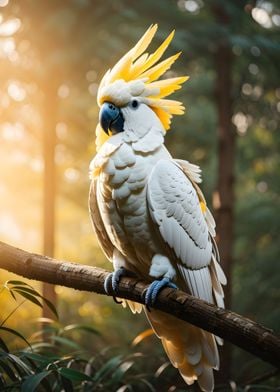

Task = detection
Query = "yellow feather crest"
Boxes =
[97,24,189,132]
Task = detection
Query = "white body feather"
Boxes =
[89,104,226,392]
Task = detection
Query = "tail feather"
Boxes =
[120,299,143,314]
[201,331,220,369]
[186,337,202,365]
[162,339,185,366]
[179,359,197,384]
[198,366,215,392]
[145,309,218,392]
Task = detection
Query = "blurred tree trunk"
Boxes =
[42,77,58,319]
[212,4,235,383]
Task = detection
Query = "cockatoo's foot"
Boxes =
[144,277,177,307]
[104,267,135,304]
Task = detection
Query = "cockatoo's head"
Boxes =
[95,24,189,151]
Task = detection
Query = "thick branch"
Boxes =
[0,240,279,368]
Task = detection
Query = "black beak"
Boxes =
[99,102,124,135]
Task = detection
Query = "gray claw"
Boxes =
[104,267,136,304]
[144,277,177,307]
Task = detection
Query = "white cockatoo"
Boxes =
[89,24,226,392]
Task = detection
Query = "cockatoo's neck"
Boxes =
[90,123,166,180]
[122,124,165,153]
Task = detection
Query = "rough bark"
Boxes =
[0,240,279,369]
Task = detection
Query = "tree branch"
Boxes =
[0,240,279,368]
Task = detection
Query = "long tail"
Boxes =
[145,309,219,392]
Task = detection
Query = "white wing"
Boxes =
[89,179,114,261]
[147,159,212,269]
[147,159,226,306]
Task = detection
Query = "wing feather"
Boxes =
[89,179,114,260]
[147,159,226,311]
[147,160,212,270]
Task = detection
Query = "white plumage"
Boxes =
[89,25,226,391]
[89,103,226,391]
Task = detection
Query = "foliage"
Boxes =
[1,280,279,391]
[0,280,163,391]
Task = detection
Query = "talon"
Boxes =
[104,273,113,294]
[145,277,177,307]
[104,267,136,305]
[111,267,125,291]
[141,288,151,312]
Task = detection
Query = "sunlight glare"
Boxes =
[252,7,272,28]
[184,0,199,12]
[272,14,280,26]
[1,122,25,141]
[248,63,259,75]
[242,83,253,96]
[10,150,28,164]
[232,112,252,136]
[64,168,80,183]
[0,38,15,57]
[177,0,202,13]
[0,0,9,7]
[86,69,97,81]
[30,158,43,173]
[7,81,26,101]
[56,122,68,139]
[256,181,268,193]
[57,84,70,98]
[88,83,98,96]
[0,18,21,36]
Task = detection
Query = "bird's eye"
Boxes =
[131,99,139,109]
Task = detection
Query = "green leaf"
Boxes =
[19,352,57,365]
[9,289,17,301]
[0,358,18,381]
[58,367,92,382]
[21,370,52,392]
[154,361,170,378]
[12,286,42,296]
[62,324,100,336]
[94,355,123,382]
[110,360,134,385]
[137,379,156,391]
[0,326,31,348]
[7,281,58,319]
[28,342,55,351]
[0,353,33,375]
[60,374,74,392]
[6,280,30,287]
[117,386,133,392]
[52,336,82,350]
[12,290,43,308]
[0,337,9,352]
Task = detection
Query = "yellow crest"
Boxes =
[96,24,189,150]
